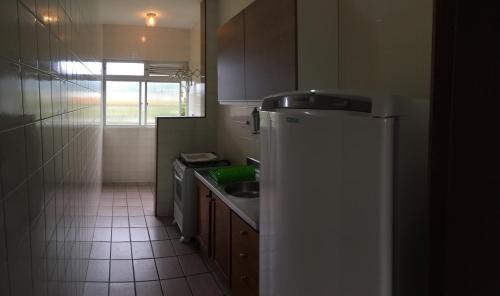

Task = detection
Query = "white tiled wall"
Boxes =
[0,0,103,295]
[103,127,156,183]
[217,104,260,165]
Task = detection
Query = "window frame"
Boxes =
[106,61,145,76]
[103,60,194,126]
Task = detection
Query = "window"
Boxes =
[146,82,182,124]
[106,62,145,76]
[104,61,203,126]
[106,81,140,125]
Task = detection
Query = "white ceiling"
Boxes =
[94,0,201,29]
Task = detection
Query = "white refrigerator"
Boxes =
[259,91,428,296]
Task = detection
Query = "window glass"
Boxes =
[106,62,145,76]
[106,81,140,125]
[103,61,205,125]
[146,82,182,124]
[85,62,103,75]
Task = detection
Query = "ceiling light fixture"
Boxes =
[43,15,58,23]
[146,12,157,27]
[140,35,147,43]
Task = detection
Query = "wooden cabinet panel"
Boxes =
[196,180,260,295]
[196,181,212,254]
[231,212,259,296]
[217,11,245,101]
[244,0,297,100]
[232,260,259,296]
[213,196,231,286]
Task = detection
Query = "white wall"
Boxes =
[102,22,202,184]
[188,21,204,116]
[102,24,191,62]
[338,0,433,99]
[156,0,220,216]
[189,21,202,73]
[218,0,254,25]
[297,0,339,90]
[217,105,260,165]
[103,127,156,183]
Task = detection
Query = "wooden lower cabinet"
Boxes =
[231,212,259,296]
[213,196,231,286]
[196,181,212,254]
[196,181,259,295]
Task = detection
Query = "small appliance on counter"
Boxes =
[180,152,218,163]
[173,153,230,242]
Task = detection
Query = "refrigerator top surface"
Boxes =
[261,90,408,118]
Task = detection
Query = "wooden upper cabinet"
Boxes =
[217,11,245,101]
[244,0,297,100]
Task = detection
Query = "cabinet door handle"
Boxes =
[239,230,248,236]
[240,275,248,281]
[239,253,248,258]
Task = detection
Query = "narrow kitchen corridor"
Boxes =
[0,0,460,294]
[83,183,224,296]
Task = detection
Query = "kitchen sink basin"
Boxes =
[224,181,259,198]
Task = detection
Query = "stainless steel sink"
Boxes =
[224,181,260,198]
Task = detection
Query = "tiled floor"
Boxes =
[83,183,224,296]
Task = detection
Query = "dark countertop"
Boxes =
[194,169,259,231]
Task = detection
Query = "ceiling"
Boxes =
[94,0,201,29]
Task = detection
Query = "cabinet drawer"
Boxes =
[232,258,259,296]
[232,240,258,280]
[231,212,259,252]
[231,212,259,295]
